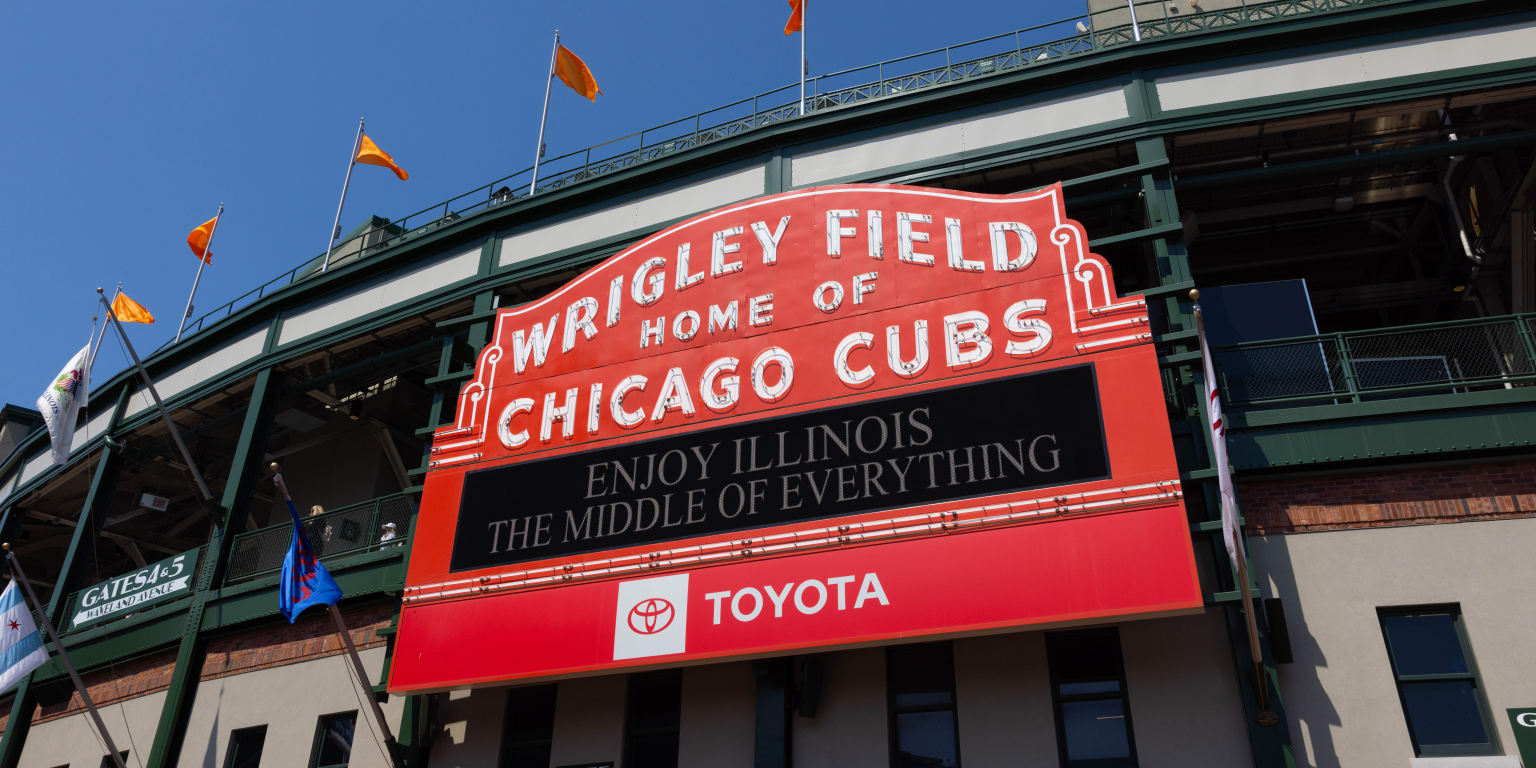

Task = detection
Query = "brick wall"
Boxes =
[200,600,394,680]
[27,601,396,725]
[1238,457,1536,534]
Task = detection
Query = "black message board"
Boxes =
[451,364,1108,572]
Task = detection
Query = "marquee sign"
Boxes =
[68,548,196,631]
[389,184,1201,693]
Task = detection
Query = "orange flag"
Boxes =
[111,292,155,324]
[187,216,217,264]
[785,0,803,35]
[355,134,409,180]
[555,45,601,102]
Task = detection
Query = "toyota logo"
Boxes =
[627,598,675,635]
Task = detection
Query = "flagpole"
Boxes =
[529,31,559,196]
[798,0,807,115]
[270,463,401,767]
[1192,289,1274,724]
[322,117,365,274]
[176,203,223,343]
[3,545,127,768]
[98,288,214,502]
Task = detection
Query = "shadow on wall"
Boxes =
[196,687,221,768]
[1258,535,1341,768]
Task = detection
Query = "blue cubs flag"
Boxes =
[279,499,342,623]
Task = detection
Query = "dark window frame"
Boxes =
[309,710,359,768]
[499,683,559,768]
[1377,604,1499,757]
[98,753,128,768]
[885,641,962,768]
[223,725,268,768]
[1046,627,1139,768]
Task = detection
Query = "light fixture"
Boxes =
[1076,21,1089,34]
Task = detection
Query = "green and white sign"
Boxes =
[1510,708,1536,767]
[69,549,197,630]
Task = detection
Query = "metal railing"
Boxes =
[1216,313,1536,407]
[159,0,1400,353]
[225,491,419,583]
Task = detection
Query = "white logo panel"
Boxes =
[613,573,689,660]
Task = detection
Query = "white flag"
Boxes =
[1197,316,1242,571]
[36,345,90,465]
[0,580,48,694]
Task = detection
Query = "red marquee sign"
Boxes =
[389,184,1200,693]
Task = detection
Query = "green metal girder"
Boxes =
[145,367,278,768]
[1228,388,1536,470]
[0,387,129,768]
[199,557,407,632]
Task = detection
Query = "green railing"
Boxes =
[225,490,419,583]
[1216,313,1536,407]
[157,0,1405,352]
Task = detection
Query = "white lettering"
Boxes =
[751,216,790,265]
[711,226,745,276]
[990,221,1037,272]
[611,375,647,428]
[497,397,535,448]
[751,347,794,402]
[897,212,935,265]
[834,332,875,387]
[632,256,667,305]
[827,209,858,257]
[944,310,992,369]
[1004,299,1052,358]
[855,572,890,608]
[674,242,704,290]
[511,314,559,373]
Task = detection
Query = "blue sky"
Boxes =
[0,0,1081,410]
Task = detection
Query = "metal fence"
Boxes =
[225,491,418,583]
[1216,314,1536,407]
[156,0,1402,353]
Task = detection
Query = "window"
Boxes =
[1046,628,1137,768]
[224,725,267,768]
[99,753,128,768]
[624,670,682,768]
[310,711,358,768]
[887,642,960,768]
[501,684,557,768]
[1379,605,1498,756]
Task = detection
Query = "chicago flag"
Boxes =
[0,581,48,694]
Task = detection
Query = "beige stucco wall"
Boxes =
[1122,611,1253,767]
[19,690,166,768]
[429,686,508,768]
[549,674,627,768]
[1253,517,1536,768]
[678,662,755,767]
[953,632,1058,768]
[793,647,888,768]
[175,646,403,768]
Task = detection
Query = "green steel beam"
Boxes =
[145,368,277,768]
[0,386,130,768]
[1177,130,1536,193]
[1142,134,1297,767]
[1228,389,1536,470]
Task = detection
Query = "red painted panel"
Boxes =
[389,503,1199,693]
[388,183,1198,693]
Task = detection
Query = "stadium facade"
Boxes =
[1,1,1534,766]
